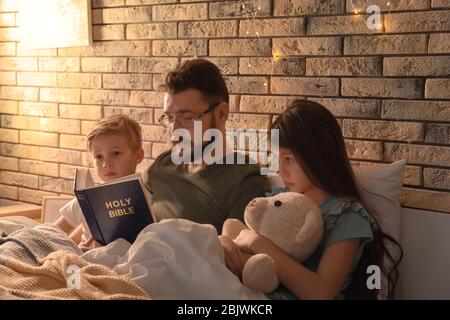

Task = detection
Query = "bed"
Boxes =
[1,206,448,300]
[0,216,266,300]
[1,159,449,300]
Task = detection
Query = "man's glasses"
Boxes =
[158,102,221,128]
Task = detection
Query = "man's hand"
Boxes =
[218,234,246,277]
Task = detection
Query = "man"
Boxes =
[144,59,270,234]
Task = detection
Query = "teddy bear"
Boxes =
[222,192,324,293]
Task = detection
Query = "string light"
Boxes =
[237,0,284,93]
[350,1,392,15]
[383,1,393,32]
[272,50,282,62]
[349,0,391,32]
[239,0,261,38]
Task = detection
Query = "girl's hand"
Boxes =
[78,236,103,253]
[218,234,245,277]
[234,229,273,255]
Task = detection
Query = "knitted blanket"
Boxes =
[0,227,150,300]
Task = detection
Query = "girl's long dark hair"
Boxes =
[271,99,403,300]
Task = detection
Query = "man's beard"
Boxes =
[171,116,221,163]
[189,116,218,163]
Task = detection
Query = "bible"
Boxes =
[73,169,156,245]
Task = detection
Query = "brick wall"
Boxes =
[0,0,449,213]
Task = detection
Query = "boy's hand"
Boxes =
[78,236,103,252]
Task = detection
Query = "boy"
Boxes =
[55,114,145,247]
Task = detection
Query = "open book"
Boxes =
[73,169,156,245]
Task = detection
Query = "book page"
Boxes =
[75,169,94,190]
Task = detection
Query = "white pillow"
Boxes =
[353,159,406,243]
[354,160,406,300]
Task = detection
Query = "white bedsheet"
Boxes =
[0,217,266,300]
[81,219,267,300]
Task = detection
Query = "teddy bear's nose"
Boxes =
[274,200,282,207]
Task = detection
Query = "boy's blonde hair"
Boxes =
[87,114,142,151]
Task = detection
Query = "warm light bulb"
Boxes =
[272,51,282,62]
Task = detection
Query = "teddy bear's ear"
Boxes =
[244,197,267,230]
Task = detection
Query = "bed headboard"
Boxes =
[395,207,450,300]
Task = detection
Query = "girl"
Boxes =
[219,99,402,300]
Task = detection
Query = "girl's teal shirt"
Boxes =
[266,188,378,300]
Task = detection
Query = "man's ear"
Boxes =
[217,102,229,123]
[135,148,145,164]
